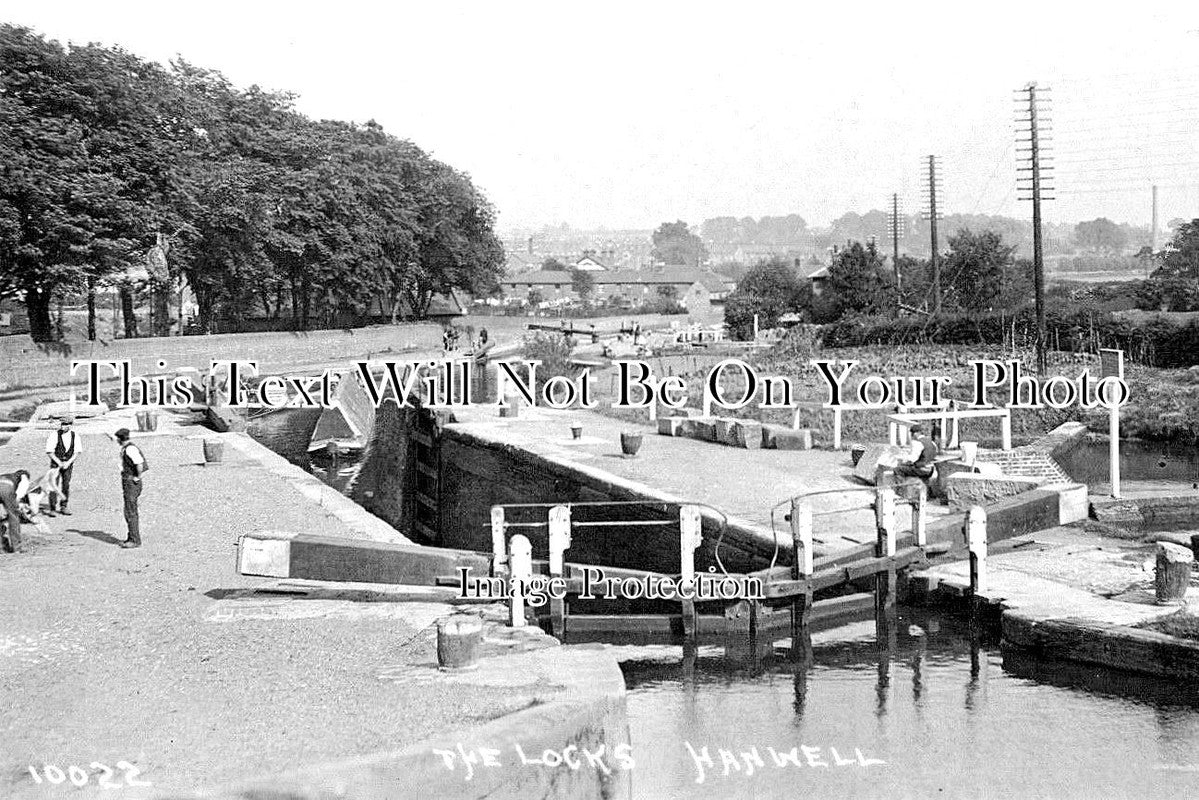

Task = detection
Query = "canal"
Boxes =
[615,607,1199,798]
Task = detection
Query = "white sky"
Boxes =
[7,1,1199,231]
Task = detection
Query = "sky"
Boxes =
[7,1,1199,232]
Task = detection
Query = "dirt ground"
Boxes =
[0,421,543,798]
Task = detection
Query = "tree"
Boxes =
[656,284,679,301]
[651,220,707,267]
[722,256,803,339]
[527,288,544,307]
[570,267,595,304]
[826,240,893,316]
[940,229,1017,313]
[1146,219,1199,310]
[542,257,568,271]
[1075,218,1127,255]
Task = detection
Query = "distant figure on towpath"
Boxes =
[113,428,147,549]
[45,414,79,515]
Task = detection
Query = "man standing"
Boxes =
[114,428,146,548]
[45,414,79,515]
[0,469,31,553]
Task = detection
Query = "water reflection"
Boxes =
[620,608,1199,798]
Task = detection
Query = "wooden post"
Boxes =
[790,498,813,648]
[548,505,571,637]
[888,418,898,446]
[875,485,898,614]
[833,407,842,450]
[1155,542,1193,604]
[939,406,949,448]
[679,504,703,638]
[490,506,507,576]
[790,499,814,577]
[967,506,987,596]
[1000,409,1012,451]
[509,534,532,628]
[950,400,961,449]
[912,484,927,547]
[875,486,897,558]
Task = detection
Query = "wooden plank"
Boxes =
[412,430,433,448]
[416,462,438,479]
[416,492,437,510]
[413,521,439,541]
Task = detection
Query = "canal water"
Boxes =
[615,607,1199,799]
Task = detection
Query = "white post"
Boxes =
[950,404,961,449]
[1000,409,1012,451]
[647,376,658,422]
[968,506,987,595]
[876,487,897,557]
[833,407,842,450]
[509,534,532,627]
[791,499,814,576]
[791,405,802,431]
[490,506,507,575]
[702,382,713,419]
[679,505,704,589]
[889,419,898,446]
[1108,395,1121,500]
[548,505,571,577]
[753,313,759,342]
[912,484,927,547]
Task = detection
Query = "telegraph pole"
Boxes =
[1151,184,1159,253]
[888,193,902,286]
[921,156,943,314]
[1016,82,1054,375]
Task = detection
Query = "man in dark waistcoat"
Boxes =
[115,428,146,548]
[45,414,80,515]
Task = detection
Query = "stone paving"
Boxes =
[447,402,955,553]
[0,407,607,799]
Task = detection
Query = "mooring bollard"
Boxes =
[967,506,988,596]
[790,499,814,577]
[437,615,483,671]
[912,484,928,547]
[1155,542,1193,604]
[490,506,507,576]
[679,504,703,638]
[548,505,571,637]
[509,534,532,628]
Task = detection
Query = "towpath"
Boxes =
[0,407,605,798]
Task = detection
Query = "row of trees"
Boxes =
[724,229,1033,337]
[725,219,1199,338]
[0,25,503,341]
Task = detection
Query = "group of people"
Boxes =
[0,416,147,554]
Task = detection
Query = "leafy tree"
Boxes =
[1145,219,1199,310]
[542,257,568,271]
[570,267,595,304]
[656,283,679,301]
[1075,218,1127,255]
[651,220,707,267]
[527,288,544,307]
[940,229,1016,313]
[723,256,803,339]
[826,240,893,316]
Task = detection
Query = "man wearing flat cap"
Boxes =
[45,414,79,515]
[895,424,940,483]
[113,428,146,548]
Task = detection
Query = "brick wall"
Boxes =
[976,422,1087,484]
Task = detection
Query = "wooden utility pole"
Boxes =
[1016,83,1053,375]
[889,193,902,286]
[922,156,942,314]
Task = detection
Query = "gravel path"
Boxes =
[0,418,547,798]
